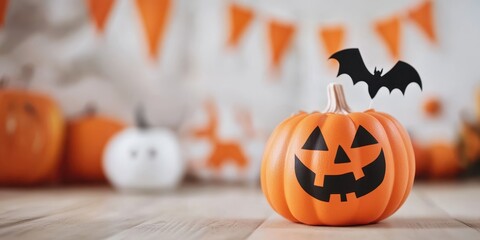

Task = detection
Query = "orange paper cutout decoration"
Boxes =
[268,20,295,69]
[193,101,248,170]
[86,0,115,33]
[227,4,254,47]
[375,15,402,60]
[408,0,436,43]
[0,0,8,27]
[319,26,345,57]
[136,0,171,59]
[235,107,255,138]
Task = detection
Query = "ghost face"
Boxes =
[103,128,184,191]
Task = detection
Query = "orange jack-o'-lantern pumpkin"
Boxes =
[0,77,65,185]
[261,83,415,226]
[63,105,125,183]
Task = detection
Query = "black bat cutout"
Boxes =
[330,48,422,99]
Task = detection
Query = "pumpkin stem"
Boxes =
[20,64,34,89]
[323,83,351,114]
[0,76,7,89]
[84,103,97,116]
[135,104,150,129]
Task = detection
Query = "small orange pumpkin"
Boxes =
[64,105,125,183]
[412,140,429,178]
[261,83,415,226]
[459,120,480,165]
[476,87,480,124]
[426,142,462,179]
[0,77,65,185]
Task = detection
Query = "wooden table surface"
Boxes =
[0,181,479,240]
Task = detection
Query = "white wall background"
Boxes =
[0,0,479,143]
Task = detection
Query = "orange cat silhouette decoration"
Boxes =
[192,101,248,170]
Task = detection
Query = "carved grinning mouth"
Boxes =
[294,150,385,202]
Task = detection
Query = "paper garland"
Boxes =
[81,0,435,64]
[135,0,171,59]
[227,4,254,47]
[86,0,115,33]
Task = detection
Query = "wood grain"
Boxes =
[0,182,479,239]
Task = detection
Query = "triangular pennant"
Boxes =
[408,0,436,43]
[227,4,254,47]
[136,0,171,59]
[375,15,401,59]
[86,0,115,33]
[268,20,295,69]
[0,0,8,27]
[319,25,345,57]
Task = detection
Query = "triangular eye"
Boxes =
[351,125,378,148]
[302,127,329,151]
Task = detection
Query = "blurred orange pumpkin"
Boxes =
[412,140,429,178]
[476,87,480,124]
[459,120,480,164]
[0,77,65,185]
[426,142,462,179]
[63,105,125,182]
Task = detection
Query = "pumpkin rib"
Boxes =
[262,112,307,222]
[347,112,394,224]
[305,113,331,225]
[260,118,287,219]
[345,113,373,225]
[367,112,411,221]
[324,113,363,225]
[284,112,326,224]
[373,111,415,214]
[384,113,414,215]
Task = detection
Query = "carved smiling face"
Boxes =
[294,125,386,202]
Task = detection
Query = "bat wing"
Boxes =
[330,48,373,86]
[380,61,422,95]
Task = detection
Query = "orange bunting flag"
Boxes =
[0,0,8,27]
[136,0,171,59]
[268,20,295,69]
[86,0,115,33]
[408,0,436,43]
[319,25,345,57]
[227,4,254,47]
[375,15,401,60]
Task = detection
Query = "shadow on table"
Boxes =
[366,217,479,229]
[263,217,479,229]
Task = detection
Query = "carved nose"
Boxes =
[334,146,351,164]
